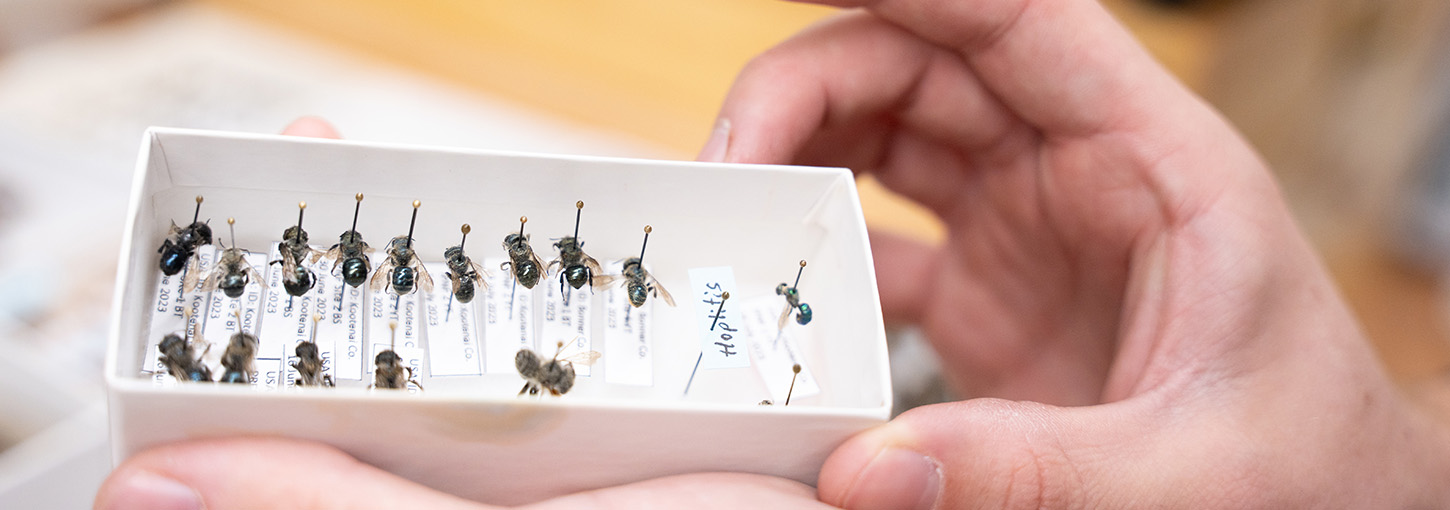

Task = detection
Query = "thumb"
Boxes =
[818,398,1164,510]
[94,437,486,510]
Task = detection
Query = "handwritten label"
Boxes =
[144,246,215,373]
[739,295,820,402]
[425,262,483,377]
[603,260,653,386]
[542,276,594,376]
[688,266,749,370]
[482,257,535,374]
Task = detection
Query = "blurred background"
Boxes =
[2,0,1449,507]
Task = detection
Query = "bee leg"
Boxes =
[518,381,533,396]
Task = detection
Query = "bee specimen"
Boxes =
[372,321,422,390]
[602,225,674,308]
[501,216,546,290]
[218,310,257,384]
[443,223,488,304]
[202,218,262,299]
[515,340,600,397]
[325,193,372,288]
[547,201,604,301]
[293,314,333,387]
[776,260,813,329]
[372,200,433,296]
[158,195,213,284]
[273,201,322,297]
[158,309,211,382]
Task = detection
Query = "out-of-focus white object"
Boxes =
[0,0,158,50]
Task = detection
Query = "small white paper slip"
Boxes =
[255,342,285,391]
[370,343,425,393]
[318,267,366,382]
[280,251,341,386]
[603,260,653,386]
[739,295,821,402]
[259,243,327,380]
[481,257,535,374]
[148,345,177,386]
[424,262,483,377]
[688,266,750,370]
[366,284,425,363]
[200,251,268,372]
[143,246,216,373]
[542,277,594,376]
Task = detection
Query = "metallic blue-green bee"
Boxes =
[325,194,372,288]
[501,216,546,289]
[775,260,812,329]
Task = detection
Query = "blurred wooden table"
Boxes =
[206,0,1450,386]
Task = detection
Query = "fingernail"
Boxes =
[841,448,941,510]
[97,470,204,510]
[696,118,731,162]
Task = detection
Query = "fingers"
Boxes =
[281,116,343,138]
[868,229,939,324]
[524,473,832,510]
[707,12,1019,169]
[798,0,1195,136]
[94,437,485,510]
[817,398,1169,510]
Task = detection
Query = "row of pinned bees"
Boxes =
[153,194,813,396]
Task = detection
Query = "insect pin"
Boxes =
[501,215,546,289]
[202,218,262,299]
[159,195,213,288]
[443,224,489,318]
[757,364,803,406]
[218,309,258,384]
[775,260,812,329]
[515,339,600,397]
[547,201,604,305]
[158,308,212,382]
[325,193,372,288]
[372,320,422,391]
[371,200,433,296]
[293,313,333,387]
[272,201,322,298]
[604,225,674,308]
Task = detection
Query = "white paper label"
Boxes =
[425,262,483,377]
[260,243,327,383]
[482,257,535,374]
[603,260,652,386]
[144,246,216,373]
[367,283,424,368]
[256,343,284,391]
[688,266,749,370]
[542,277,594,376]
[740,295,820,402]
[319,268,366,381]
[200,251,268,372]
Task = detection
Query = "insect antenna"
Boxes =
[638,225,652,265]
[785,364,802,405]
[192,195,204,224]
[405,200,421,250]
[794,260,807,289]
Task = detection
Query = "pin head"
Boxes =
[721,291,730,300]
[792,363,801,374]
[461,224,471,234]
[227,217,235,226]
[355,193,364,202]
[800,260,807,268]
[576,200,584,209]
[299,201,307,210]
[520,216,528,224]
[413,200,421,209]
[644,225,652,234]
[312,313,322,323]
[195,195,204,205]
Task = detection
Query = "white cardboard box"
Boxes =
[105,127,891,505]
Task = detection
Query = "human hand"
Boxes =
[703,0,1450,508]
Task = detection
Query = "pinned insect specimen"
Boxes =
[218,309,257,384]
[515,340,600,397]
[272,201,322,297]
[756,364,803,406]
[293,314,333,387]
[158,309,211,382]
[501,216,546,289]
[371,200,433,296]
[602,225,674,308]
[776,260,812,329]
[325,193,372,288]
[159,195,213,287]
[202,218,262,299]
[443,224,489,320]
[372,321,421,391]
[547,201,604,304]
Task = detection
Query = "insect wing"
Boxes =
[529,250,548,279]
[412,257,435,294]
[559,350,602,367]
[581,253,606,290]
[369,258,397,292]
[199,266,222,293]
[468,260,491,288]
[778,303,792,330]
[592,273,622,289]
[182,255,205,291]
[646,272,676,307]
